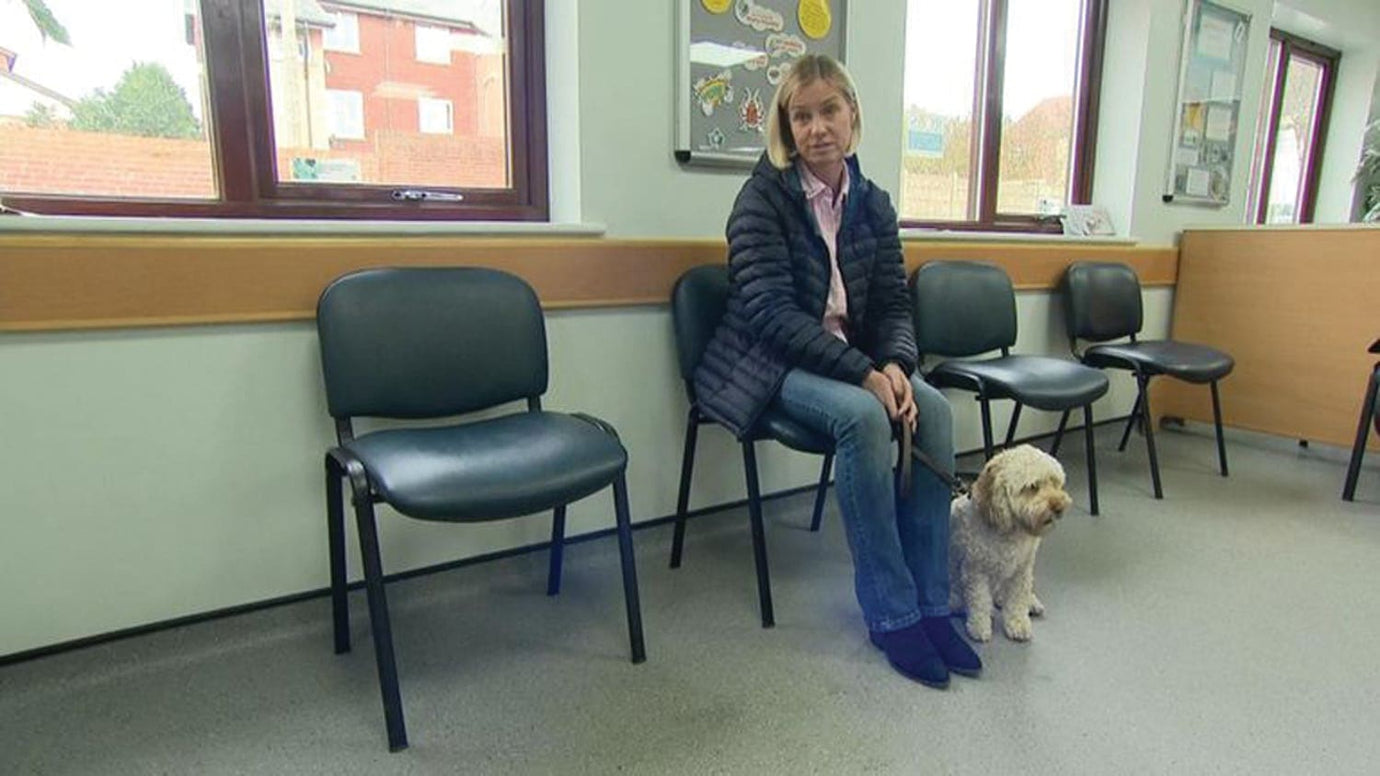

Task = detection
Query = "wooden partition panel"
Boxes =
[0,233,1174,332]
[1158,227,1378,451]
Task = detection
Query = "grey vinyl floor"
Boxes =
[3,423,1380,775]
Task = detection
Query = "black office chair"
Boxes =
[910,260,1109,514]
[317,267,646,752]
[1060,261,1234,499]
[1342,338,1380,501]
[667,264,834,628]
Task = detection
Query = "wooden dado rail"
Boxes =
[0,234,1175,332]
[1156,227,1378,452]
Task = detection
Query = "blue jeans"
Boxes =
[771,369,955,632]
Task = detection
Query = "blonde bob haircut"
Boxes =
[765,54,864,170]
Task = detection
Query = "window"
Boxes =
[326,90,365,139]
[1244,30,1339,225]
[0,0,548,221]
[323,11,359,54]
[0,0,217,200]
[418,97,454,134]
[901,0,1106,231]
[415,24,452,64]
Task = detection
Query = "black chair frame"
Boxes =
[911,261,1108,515]
[1342,340,1380,501]
[319,268,645,752]
[667,265,834,629]
[1060,261,1232,500]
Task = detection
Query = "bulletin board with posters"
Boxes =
[676,0,847,168]
[1164,0,1252,206]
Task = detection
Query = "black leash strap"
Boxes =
[896,422,971,500]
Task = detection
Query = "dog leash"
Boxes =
[896,422,971,500]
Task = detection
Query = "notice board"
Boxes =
[675,0,848,168]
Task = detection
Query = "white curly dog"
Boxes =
[949,444,1071,642]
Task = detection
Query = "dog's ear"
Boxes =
[974,462,1016,534]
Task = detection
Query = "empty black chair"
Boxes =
[317,267,645,752]
[1342,338,1380,501]
[910,260,1109,514]
[1061,261,1234,499]
[667,264,834,628]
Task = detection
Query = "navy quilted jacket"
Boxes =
[693,153,917,438]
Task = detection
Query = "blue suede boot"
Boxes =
[921,616,982,678]
[868,621,949,688]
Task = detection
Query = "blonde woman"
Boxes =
[694,55,978,688]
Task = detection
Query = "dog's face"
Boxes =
[971,445,1071,536]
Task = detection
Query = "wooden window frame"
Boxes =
[1250,28,1340,225]
[2,0,548,222]
[901,0,1106,234]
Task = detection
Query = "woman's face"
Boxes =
[787,79,854,176]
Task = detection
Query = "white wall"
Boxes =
[1099,0,1380,242]
[576,1,911,237]
[1272,0,1380,221]
[16,0,1351,657]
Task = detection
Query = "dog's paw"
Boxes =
[1003,615,1033,642]
[1029,595,1045,617]
[965,615,993,642]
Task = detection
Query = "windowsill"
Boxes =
[1181,222,1377,231]
[900,228,1139,245]
[0,215,608,237]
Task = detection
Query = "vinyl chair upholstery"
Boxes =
[317,267,645,752]
[1061,261,1234,499]
[1342,338,1380,501]
[668,264,834,628]
[910,260,1109,514]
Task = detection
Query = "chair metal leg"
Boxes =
[741,442,775,628]
[1210,380,1229,477]
[1118,389,1144,452]
[612,473,647,663]
[1050,409,1072,458]
[1083,403,1100,516]
[546,505,566,596]
[326,456,350,655]
[353,499,408,752]
[1343,371,1379,501]
[808,453,833,532]
[978,396,995,460]
[1003,403,1024,449]
[1138,375,1164,499]
[669,408,700,569]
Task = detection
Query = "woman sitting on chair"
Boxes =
[693,54,979,689]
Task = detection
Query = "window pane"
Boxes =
[900,0,981,221]
[1263,56,1323,224]
[0,0,216,199]
[323,12,360,53]
[996,0,1082,216]
[1245,39,1283,222]
[261,0,510,189]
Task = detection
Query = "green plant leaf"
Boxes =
[21,0,71,45]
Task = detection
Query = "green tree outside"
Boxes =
[23,101,61,127]
[11,0,70,44]
[70,62,203,140]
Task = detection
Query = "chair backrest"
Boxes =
[909,260,1017,358]
[1062,261,1144,343]
[316,267,548,419]
[671,264,731,395]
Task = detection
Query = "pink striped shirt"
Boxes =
[797,161,851,342]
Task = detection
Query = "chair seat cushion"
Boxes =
[345,412,627,521]
[751,409,833,454]
[1084,341,1234,383]
[929,355,1109,410]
